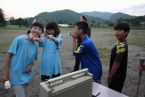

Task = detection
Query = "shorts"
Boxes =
[13,83,29,97]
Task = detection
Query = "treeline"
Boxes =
[8,17,33,27]
[116,16,145,28]
[0,8,33,27]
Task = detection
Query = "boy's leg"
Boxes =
[52,73,60,78]
[108,81,124,93]
[73,57,80,71]
[41,75,50,81]
[13,84,29,97]
[24,84,29,97]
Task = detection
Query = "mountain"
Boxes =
[81,11,113,20]
[26,9,139,24]
[109,12,135,22]
[82,11,136,22]
[34,9,106,24]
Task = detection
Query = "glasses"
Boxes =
[46,30,54,35]
[32,26,43,33]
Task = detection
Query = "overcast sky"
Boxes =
[0,0,145,18]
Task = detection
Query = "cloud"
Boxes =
[119,4,145,16]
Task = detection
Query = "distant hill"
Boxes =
[81,11,113,20]
[82,11,136,22]
[33,9,106,24]
[109,12,135,22]
[24,9,142,25]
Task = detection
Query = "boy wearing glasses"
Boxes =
[4,22,43,97]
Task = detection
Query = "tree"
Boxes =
[0,8,6,27]
[23,20,29,27]
[9,17,16,25]
[16,18,23,27]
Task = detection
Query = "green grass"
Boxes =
[128,29,145,48]
[98,47,110,59]
[0,29,26,52]
[92,27,113,33]
[0,28,145,57]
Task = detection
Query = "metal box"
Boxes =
[39,68,93,97]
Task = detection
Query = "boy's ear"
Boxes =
[125,32,128,37]
[80,29,83,33]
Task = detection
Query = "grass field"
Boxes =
[0,27,145,97]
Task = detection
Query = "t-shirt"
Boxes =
[8,35,38,85]
[39,34,62,76]
[74,36,102,81]
[109,40,128,82]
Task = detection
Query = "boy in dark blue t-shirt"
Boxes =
[72,21,102,82]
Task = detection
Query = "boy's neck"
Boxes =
[80,34,87,41]
[118,38,126,42]
[27,34,34,41]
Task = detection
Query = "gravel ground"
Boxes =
[0,30,145,97]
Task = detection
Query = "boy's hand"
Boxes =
[33,37,40,41]
[47,35,53,39]
[24,64,33,74]
[3,73,10,81]
[72,32,78,39]
[107,76,112,85]
[138,64,145,71]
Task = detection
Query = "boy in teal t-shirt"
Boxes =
[4,22,43,97]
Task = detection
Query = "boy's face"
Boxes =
[114,30,128,41]
[46,29,54,35]
[30,26,42,37]
[74,26,82,37]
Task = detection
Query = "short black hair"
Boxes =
[81,16,87,22]
[46,21,60,37]
[31,22,44,32]
[114,22,130,33]
[76,21,89,34]
[27,22,44,34]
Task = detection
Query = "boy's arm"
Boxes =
[24,64,33,74]
[52,35,58,42]
[138,64,145,71]
[46,34,60,43]
[108,62,120,84]
[4,53,12,81]
[72,38,77,51]
[142,64,145,70]
[24,51,38,73]
[33,37,41,42]
[108,43,126,84]
[72,32,78,51]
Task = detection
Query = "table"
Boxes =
[92,82,128,97]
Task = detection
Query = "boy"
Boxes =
[4,22,43,97]
[73,16,91,71]
[72,21,102,82]
[108,22,130,92]
[34,22,62,81]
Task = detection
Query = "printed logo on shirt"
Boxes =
[75,45,84,53]
[116,43,126,54]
